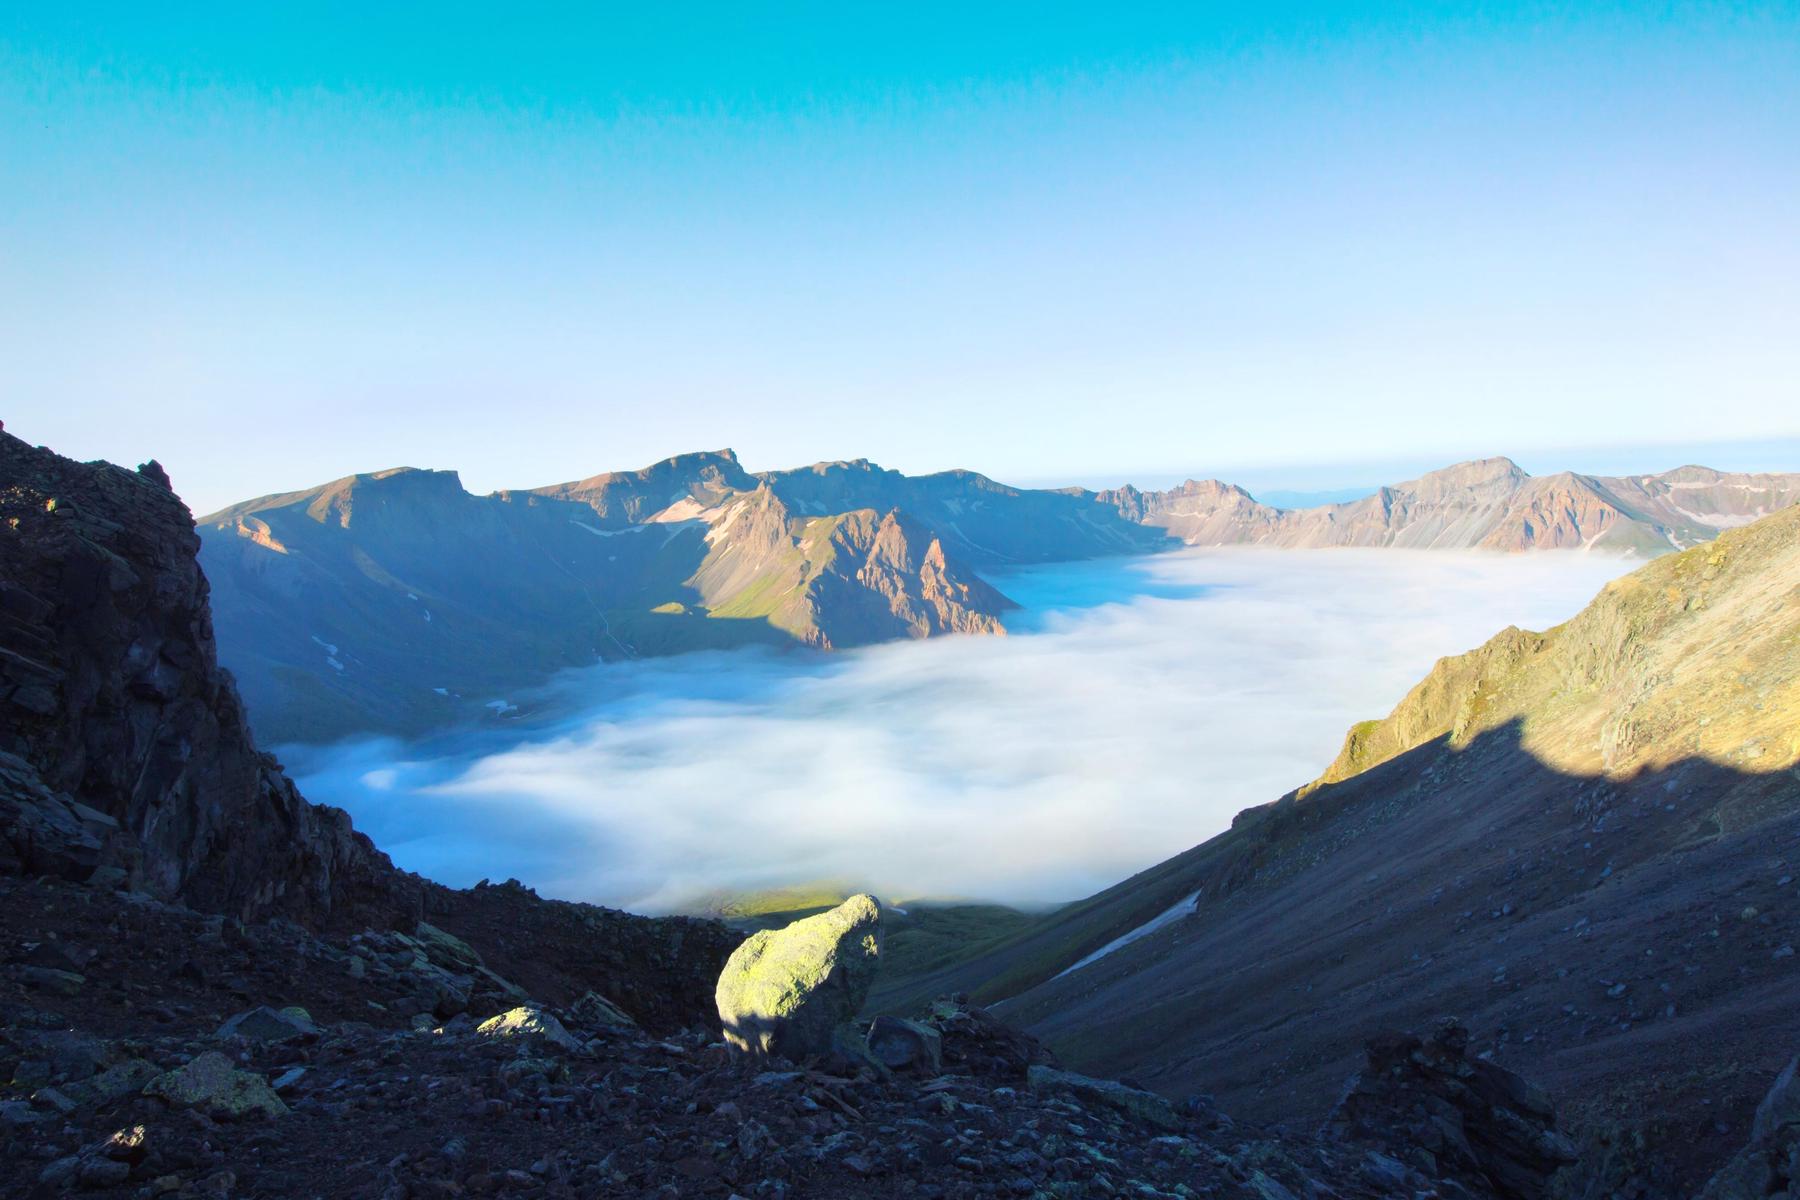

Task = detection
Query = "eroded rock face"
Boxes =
[0,431,415,928]
[715,894,882,1061]
[1325,1020,1577,1199]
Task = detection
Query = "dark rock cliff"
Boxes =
[0,430,411,927]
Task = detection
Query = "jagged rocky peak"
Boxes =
[0,431,410,927]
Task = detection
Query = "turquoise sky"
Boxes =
[4,3,1798,514]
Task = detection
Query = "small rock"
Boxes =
[76,1156,131,1187]
[568,990,638,1030]
[1026,1066,1184,1131]
[18,966,85,995]
[143,1050,289,1119]
[34,1085,78,1114]
[38,1156,81,1187]
[868,1015,944,1072]
[413,921,485,972]
[216,1005,320,1043]
[475,1005,582,1054]
[100,1123,150,1163]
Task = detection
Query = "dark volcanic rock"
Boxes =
[0,431,415,927]
[1326,1019,1577,1199]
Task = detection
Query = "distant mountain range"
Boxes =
[197,452,1153,741]
[197,450,1800,742]
[1102,456,1800,553]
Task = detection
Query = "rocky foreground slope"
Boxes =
[892,500,1800,1196]
[4,869,1603,1200]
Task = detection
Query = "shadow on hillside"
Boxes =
[883,716,1795,1007]
[878,717,1797,1195]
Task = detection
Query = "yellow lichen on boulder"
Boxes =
[715,893,883,1062]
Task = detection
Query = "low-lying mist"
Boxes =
[287,549,1637,914]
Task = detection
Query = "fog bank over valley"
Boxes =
[288,548,1637,913]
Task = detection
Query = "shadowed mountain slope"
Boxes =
[881,503,1800,1193]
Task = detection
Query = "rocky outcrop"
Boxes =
[1703,1054,1800,1199]
[809,508,1011,646]
[1326,1020,1576,1199]
[715,893,883,1061]
[688,489,1011,649]
[0,430,413,927]
[758,458,1165,567]
[526,448,755,528]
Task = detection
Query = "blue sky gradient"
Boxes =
[4,3,1797,514]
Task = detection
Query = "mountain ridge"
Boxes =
[196,453,1033,742]
[198,447,1800,744]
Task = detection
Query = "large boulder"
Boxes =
[715,894,883,1061]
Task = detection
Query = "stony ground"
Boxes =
[1,874,1583,1200]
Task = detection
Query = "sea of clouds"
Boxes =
[288,548,1637,913]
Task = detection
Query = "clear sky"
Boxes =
[4,2,1797,516]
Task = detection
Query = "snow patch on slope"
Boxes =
[1054,892,1200,980]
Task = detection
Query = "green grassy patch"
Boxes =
[881,903,1036,986]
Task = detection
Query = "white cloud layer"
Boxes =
[289,549,1637,914]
